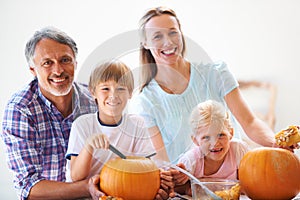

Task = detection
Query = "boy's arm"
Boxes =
[70,148,93,182]
[70,133,109,181]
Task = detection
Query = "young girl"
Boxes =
[173,100,249,195]
[65,60,156,182]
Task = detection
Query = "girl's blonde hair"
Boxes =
[88,60,134,94]
[189,100,233,136]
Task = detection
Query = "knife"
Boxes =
[109,144,126,159]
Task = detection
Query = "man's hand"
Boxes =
[155,169,176,200]
[88,175,105,200]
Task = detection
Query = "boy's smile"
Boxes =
[92,80,131,125]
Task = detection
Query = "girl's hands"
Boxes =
[155,163,191,199]
[85,133,109,153]
[171,163,190,185]
[170,163,192,196]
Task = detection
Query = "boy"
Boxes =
[66,60,156,182]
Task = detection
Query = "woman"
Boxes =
[129,7,276,163]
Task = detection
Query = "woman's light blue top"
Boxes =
[129,62,238,163]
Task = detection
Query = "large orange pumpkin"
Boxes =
[100,156,160,200]
[238,147,300,200]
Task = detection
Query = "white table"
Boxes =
[171,193,300,200]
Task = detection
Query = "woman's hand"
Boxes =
[273,142,299,153]
[274,125,300,152]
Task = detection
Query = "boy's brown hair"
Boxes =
[89,60,134,95]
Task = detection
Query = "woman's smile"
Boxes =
[161,47,177,55]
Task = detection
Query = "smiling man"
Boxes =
[1,27,98,200]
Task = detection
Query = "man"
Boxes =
[1,26,99,199]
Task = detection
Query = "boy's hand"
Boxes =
[85,133,109,152]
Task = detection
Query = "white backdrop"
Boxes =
[1,0,300,198]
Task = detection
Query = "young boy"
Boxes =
[173,100,249,195]
[65,60,156,182]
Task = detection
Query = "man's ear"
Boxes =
[29,66,37,76]
[74,61,78,70]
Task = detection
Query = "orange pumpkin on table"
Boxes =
[100,156,160,200]
[99,196,123,200]
[238,147,300,200]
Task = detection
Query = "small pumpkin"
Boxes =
[238,147,300,200]
[100,156,160,200]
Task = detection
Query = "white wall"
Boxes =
[1,0,300,198]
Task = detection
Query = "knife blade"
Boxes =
[109,144,126,159]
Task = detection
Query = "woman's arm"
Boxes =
[148,126,170,162]
[225,88,276,147]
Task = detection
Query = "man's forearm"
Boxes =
[28,179,90,200]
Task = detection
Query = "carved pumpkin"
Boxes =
[238,147,300,200]
[100,156,160,200]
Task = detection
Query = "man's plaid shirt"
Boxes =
[1,78,97,199]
